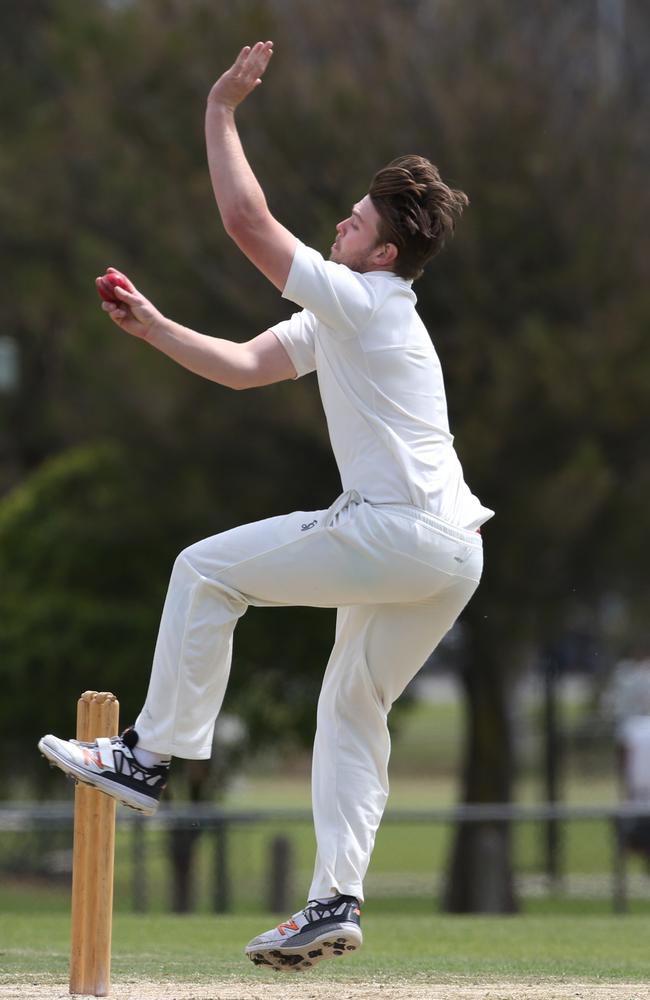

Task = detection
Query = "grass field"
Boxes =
[5,690,649,997]
[2,911,650,999]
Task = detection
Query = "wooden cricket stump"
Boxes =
[69,690,119,997]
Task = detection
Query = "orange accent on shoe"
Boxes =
[276,919,299,935]
[82,748,104,769]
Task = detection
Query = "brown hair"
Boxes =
[368,155,469,280]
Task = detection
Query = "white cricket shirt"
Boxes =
[271,241,493,531]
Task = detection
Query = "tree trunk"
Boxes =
[443,615,518,912]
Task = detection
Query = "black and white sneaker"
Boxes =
[245,895,362,973]
[38,727,168,816]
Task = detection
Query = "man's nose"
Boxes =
[336,219,346,236]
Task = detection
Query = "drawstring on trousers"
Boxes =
[323,489,363,528]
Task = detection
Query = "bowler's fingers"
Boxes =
[112,284,139,304]
[105,266,136,292]
[240,40,273,85]
[233,45,252,69]
[101,301,128,324]
[252,40,273,76]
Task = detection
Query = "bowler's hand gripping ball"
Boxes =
[97,272,130,305]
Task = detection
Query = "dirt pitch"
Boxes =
[1,981,649,1000]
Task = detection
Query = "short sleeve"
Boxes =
[270,309,317,379]
[282,241,376,338]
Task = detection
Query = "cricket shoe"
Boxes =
[37,727,168,816]
[245,895,362,973]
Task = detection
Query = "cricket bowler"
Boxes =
[40,41,493,972]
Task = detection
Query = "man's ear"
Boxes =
[373,242,399,268]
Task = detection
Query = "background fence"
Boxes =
[3,802,650,917]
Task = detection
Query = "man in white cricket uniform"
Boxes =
[39,42,493,972]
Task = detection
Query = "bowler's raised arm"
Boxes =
[205,42,296,291]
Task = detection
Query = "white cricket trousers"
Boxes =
[135,490,483,902]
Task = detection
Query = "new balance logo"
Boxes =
[82,748,104,769]
[276,919,299,935]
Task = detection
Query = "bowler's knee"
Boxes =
[169,538,245,615]
[170,538,213,583]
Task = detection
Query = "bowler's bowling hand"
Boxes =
[95,268,163,340]
[207,41,274,111]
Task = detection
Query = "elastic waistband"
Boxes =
[326,490,482,546]
[370,501,483,546]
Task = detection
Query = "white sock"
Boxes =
[133,747,171,768]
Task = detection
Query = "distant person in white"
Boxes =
[607,655,650,860]
[39,42,493,971]
[620,715,650,803]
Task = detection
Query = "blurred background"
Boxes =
[1,0,649,919]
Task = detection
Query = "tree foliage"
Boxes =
[0,438,336,787]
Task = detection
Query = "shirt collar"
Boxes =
[365,269,413,285]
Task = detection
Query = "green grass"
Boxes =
[2,912,650,984]
[388,695,464,774]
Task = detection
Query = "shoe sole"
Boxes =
[37,738,158,816]
[245,923,362,973]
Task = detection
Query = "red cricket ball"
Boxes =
[97,272,130,304]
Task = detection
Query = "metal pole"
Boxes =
[543,649,561,887]
[611,816,628,914]
[131,815,148,913]
[268,835,293,913]
[213,819,231,913]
